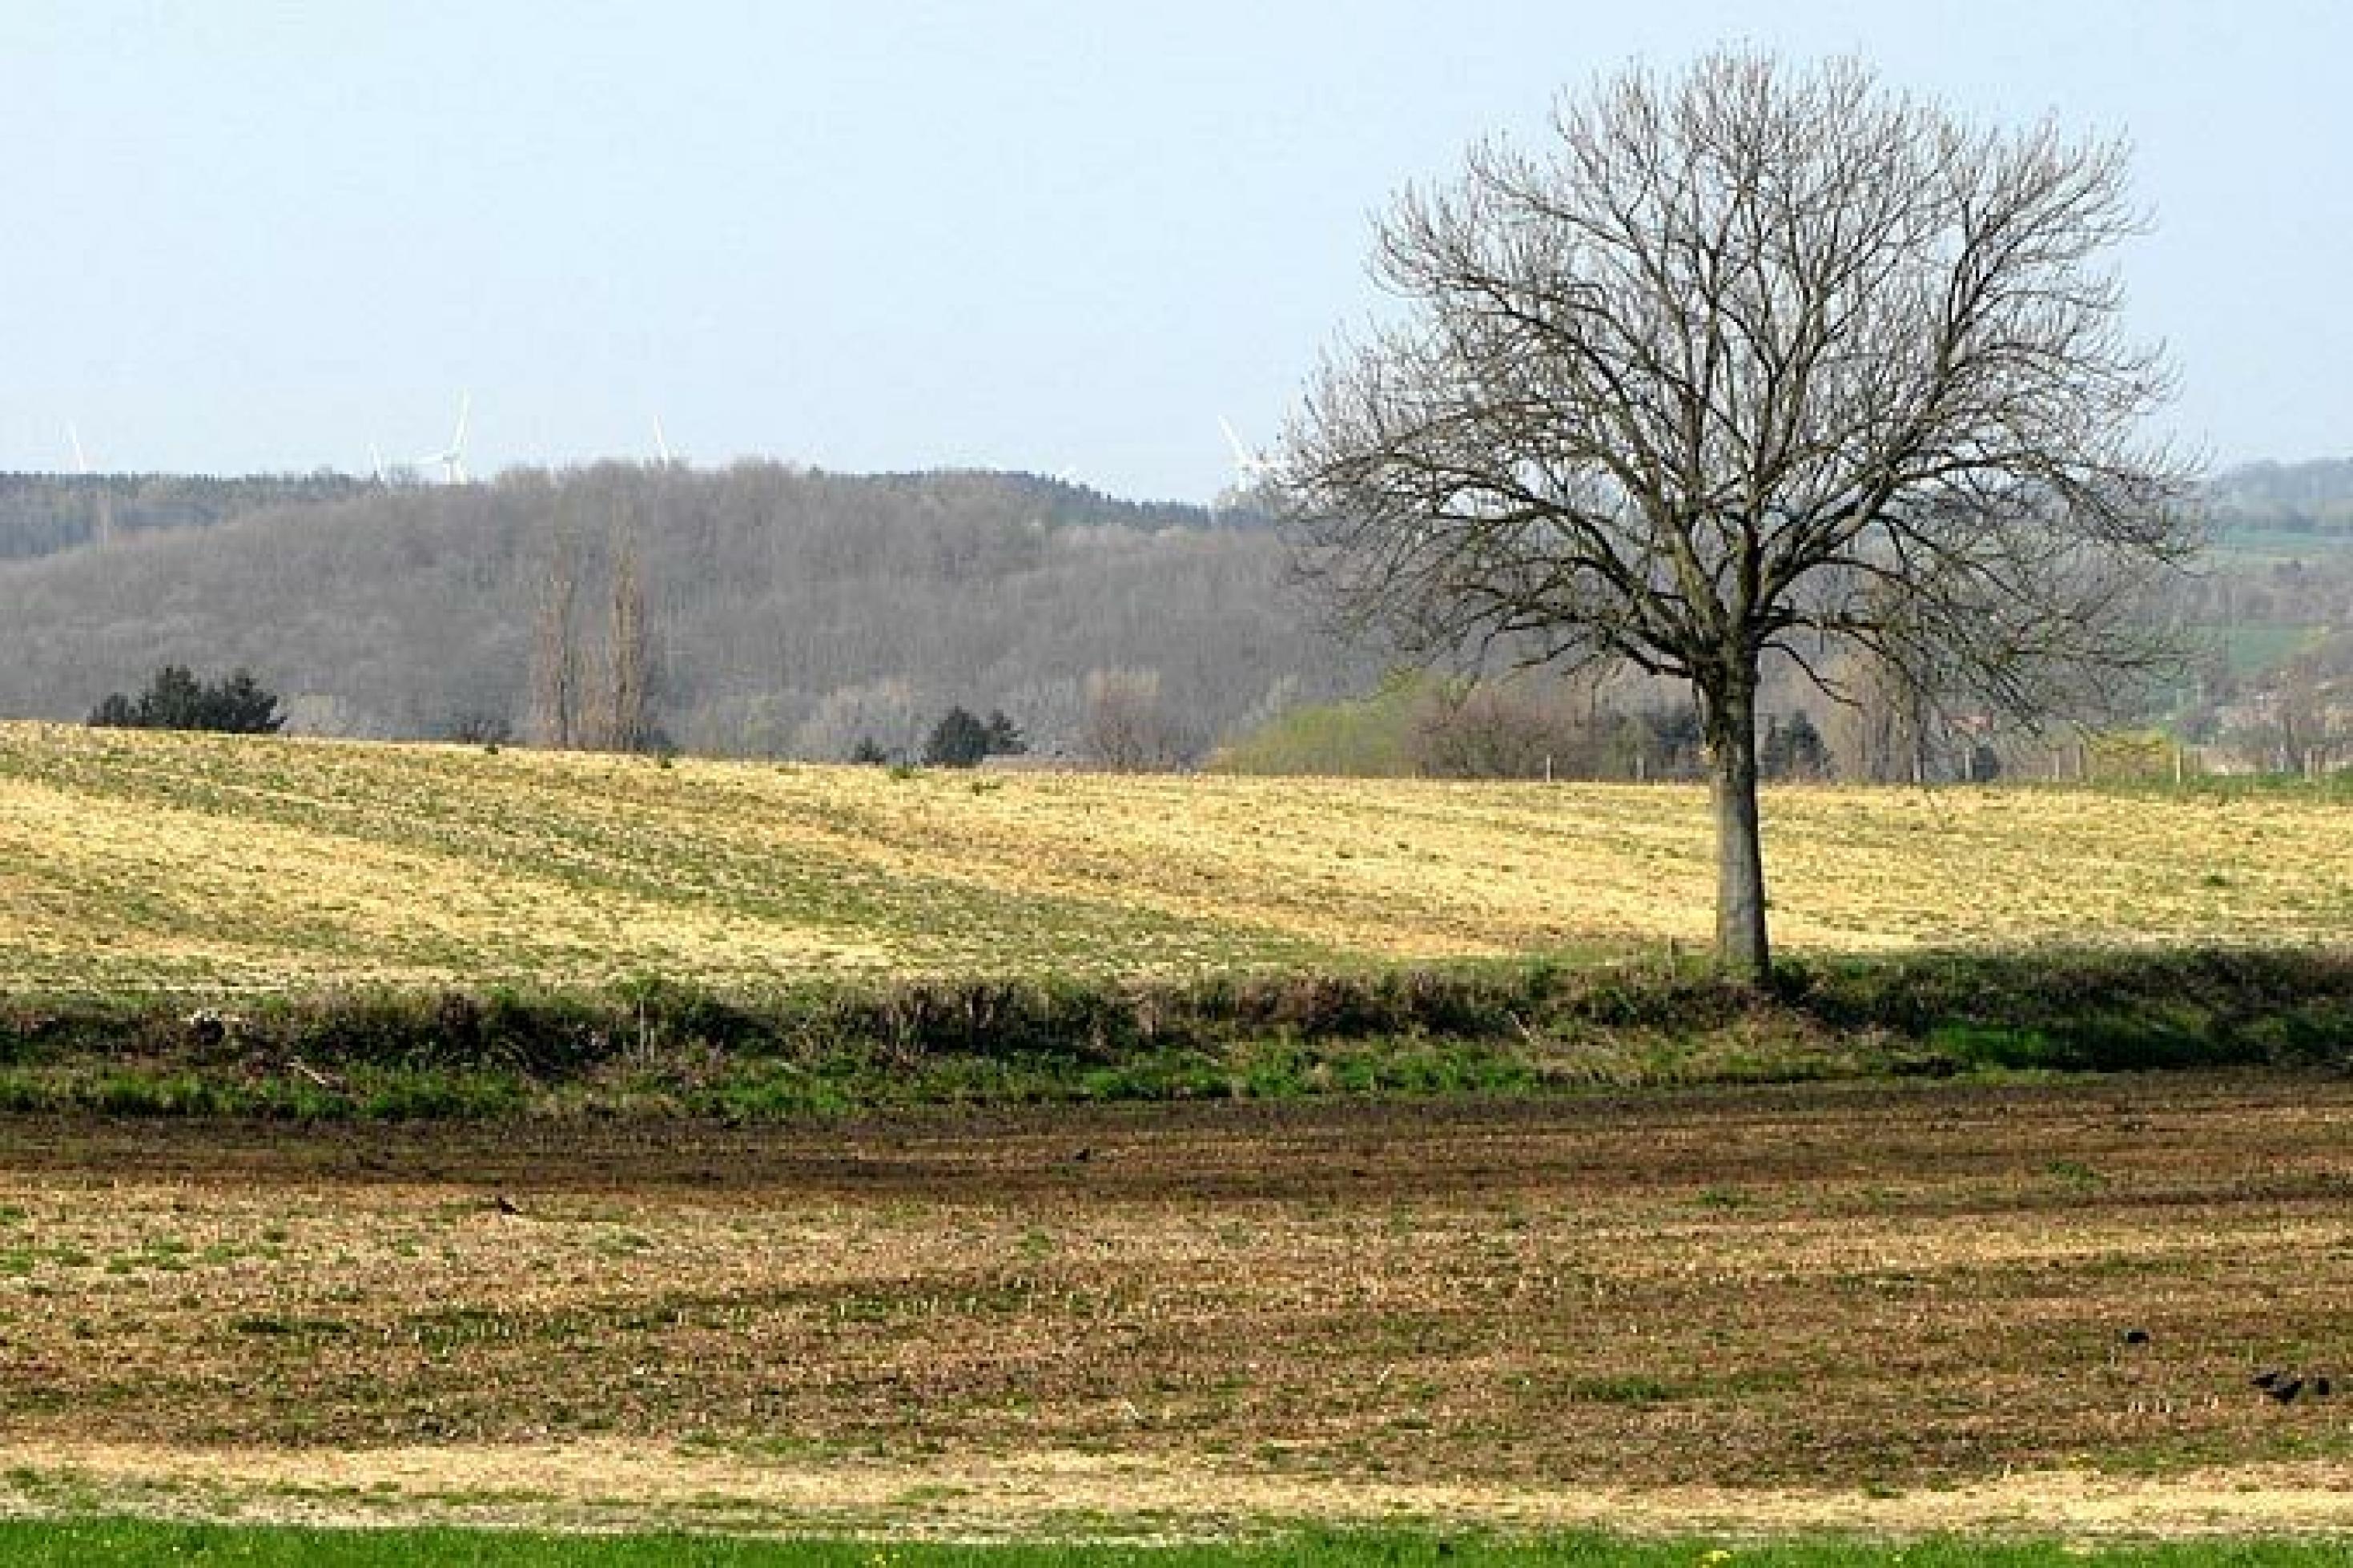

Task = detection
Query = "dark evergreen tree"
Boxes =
[207,669,286,734]
[923,706,993,767]
[139,664,211,729]
[982,710,1027,756]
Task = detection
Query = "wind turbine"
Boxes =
[420,392,471,484]
[68,424,115,546]
[653,415,676,468]
[1218,416,1281,487]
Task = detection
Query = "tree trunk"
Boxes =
[1702,670,1771,983]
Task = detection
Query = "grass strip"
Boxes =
[4,1525,2353,1567]
[0,945,2347,1120]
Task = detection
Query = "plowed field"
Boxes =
[5,1074,2352,1537]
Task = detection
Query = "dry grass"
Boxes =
[0,723,2346,993]
[12,1441,2353,1542]
[5,1076,2353,1535]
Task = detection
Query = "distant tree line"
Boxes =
[0,473,364,560]
[0,464,1373,763]
[2206,460,2353,533]
[1216,669,1842,784]
[0,460,2340,778]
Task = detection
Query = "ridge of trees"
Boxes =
[2,460,2330,569]
[2207,459,2353,531]
[0,463,1370,762]
[0,473,367,560]
[0,460,2339,778]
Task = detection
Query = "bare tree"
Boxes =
[1412,675,1599,779]
[598,526,658,753]
[1081,667,1190,771]
[793,678,923,762]
[1820,648,1924,785]
[528,523,582,749]
[1283,50,2198,979]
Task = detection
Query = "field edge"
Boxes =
[2,943,2347,1119]
[10,1446,2353,1552]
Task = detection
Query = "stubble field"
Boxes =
[0,723,2347,995]
[6,1075,2353,1539]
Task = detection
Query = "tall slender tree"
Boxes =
[528,523,582,749]
[601,525,656,753]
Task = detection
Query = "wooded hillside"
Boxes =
[0,465,1371,758]
[0,460,2345,770]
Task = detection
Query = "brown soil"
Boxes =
[4,1075,2353,1535]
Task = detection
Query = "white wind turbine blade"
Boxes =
[448,392,471,483]
[1218,415,1283,484]
[69,423,90,475]
[654,416,673,467]
[1218,415,1251,468]
[416,415,451,471]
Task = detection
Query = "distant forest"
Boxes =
[2206,459,2353,532]
[0,465,1380,759]
[0,473,367,560]
[0,457,2345,774]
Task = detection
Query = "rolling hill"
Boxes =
[0,460,2345,774]
[0,464,1351,760]
[1,723,2345,996]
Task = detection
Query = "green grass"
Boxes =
[2,1524,2351,1567]
[1211,673,1430,776]
[0,945,2347,1120]
[2084,769,2353,804]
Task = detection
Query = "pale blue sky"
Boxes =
[1,1,2346,501]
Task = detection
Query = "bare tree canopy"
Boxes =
[1282,50,2200,979]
